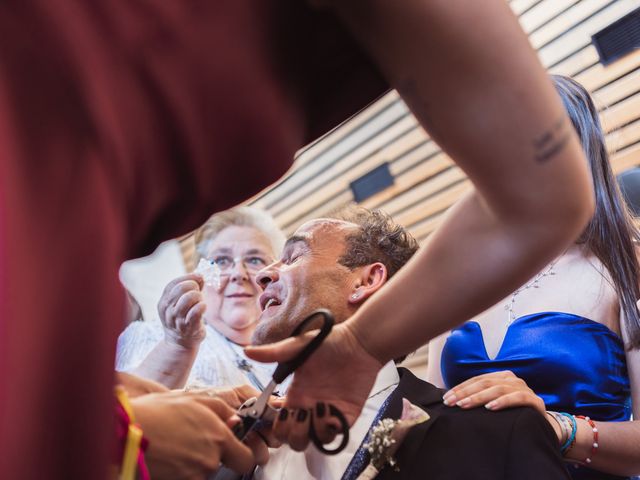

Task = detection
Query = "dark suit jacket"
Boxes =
[368,368,570,480]
[216,367,570,480]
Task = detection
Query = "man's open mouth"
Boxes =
[260,293,282,311]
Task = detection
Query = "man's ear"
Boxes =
[348,262,388,304]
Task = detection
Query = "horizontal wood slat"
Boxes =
[612,143,640,174]
[520,0,581,34]
[511,0,543,16]
[608,120,640,152]
[602,95,640,133]
[576,49,640,93]
[550,45,600,76]
[538,0,638,68]
[240,0,640,258]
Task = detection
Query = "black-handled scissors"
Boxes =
[233,309,350,455]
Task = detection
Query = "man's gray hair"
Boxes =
[194,206,285,260]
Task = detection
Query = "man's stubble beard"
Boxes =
[251,311,293,345]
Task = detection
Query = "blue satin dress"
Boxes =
[441,312,632,480]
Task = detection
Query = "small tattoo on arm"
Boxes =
[399,78,572,166]
[533,115,571,163]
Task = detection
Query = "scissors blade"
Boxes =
[234,380,278,440]
[235,311,334,441]
[249,379,277,417]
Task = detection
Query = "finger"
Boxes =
[193,385,258,409]
[219,431,256,473]
[244,432,270,466]
[157,285,175,321]
[190,399,257,473]
[444,370,510,396]
[443,371,518,405]
[170,280,202,305]
[186,386,241,408]
[288,408,312,451]
[234,384,261,403]
[272,408,294,444]
[183,302,207,333]
[453,384,518,409]
[269,397,286,409]
[173,273,205,289]
[244,332,317,363]
[485,391,545,414]
[443,377,498,406]
[161,274,203,304]
[309,402,339,445]
[191,395,238,420]
[191,273,205,289]
[160,279,202,327]
[173,290,203,323]
[250,427,281,449]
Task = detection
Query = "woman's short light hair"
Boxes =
[194,206,285,260]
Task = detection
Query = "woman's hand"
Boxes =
[443,371,565,442]
[132,391,260,479]
[129,274,208,388]
[183,384,261,409]
[182,385,284,451]
[245,323,383,451]
[158,273,207,349]
[443,370,546,415]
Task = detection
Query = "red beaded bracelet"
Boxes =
[575,415,599,465]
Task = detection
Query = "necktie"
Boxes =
[340,393,396,480]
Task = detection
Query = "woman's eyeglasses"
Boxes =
[208,255,268,273]
[194,255,271,289]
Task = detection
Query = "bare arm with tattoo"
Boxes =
[246,0,594,447]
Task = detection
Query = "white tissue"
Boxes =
[194,258,222,289]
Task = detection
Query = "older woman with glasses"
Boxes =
[116,207,285,390]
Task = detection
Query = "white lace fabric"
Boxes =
[115,321,274,388]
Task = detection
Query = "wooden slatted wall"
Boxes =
[248,0,640,243]
[181,2,640,269]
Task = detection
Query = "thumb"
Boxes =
[190,397,257,473]
[244,332,316,363]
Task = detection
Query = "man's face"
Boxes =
[252,219,360,345]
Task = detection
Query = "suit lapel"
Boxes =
[375,368,443,480]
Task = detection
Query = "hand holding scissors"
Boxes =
[234,309,350,455]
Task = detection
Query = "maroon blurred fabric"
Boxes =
[0,2,296,478]
[0,1,387,479]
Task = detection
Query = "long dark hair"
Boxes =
[553,75,640,349]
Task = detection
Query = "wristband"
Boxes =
[115,386,150,480]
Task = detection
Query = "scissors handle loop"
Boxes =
[309,404,350,455]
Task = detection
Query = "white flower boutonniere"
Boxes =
[356,398,430,480]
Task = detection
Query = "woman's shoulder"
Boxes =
[118,319,164,342]
[115,319,164,371]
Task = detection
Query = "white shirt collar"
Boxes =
[255,361,399,480]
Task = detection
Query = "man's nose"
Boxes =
[255,268,277,290]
